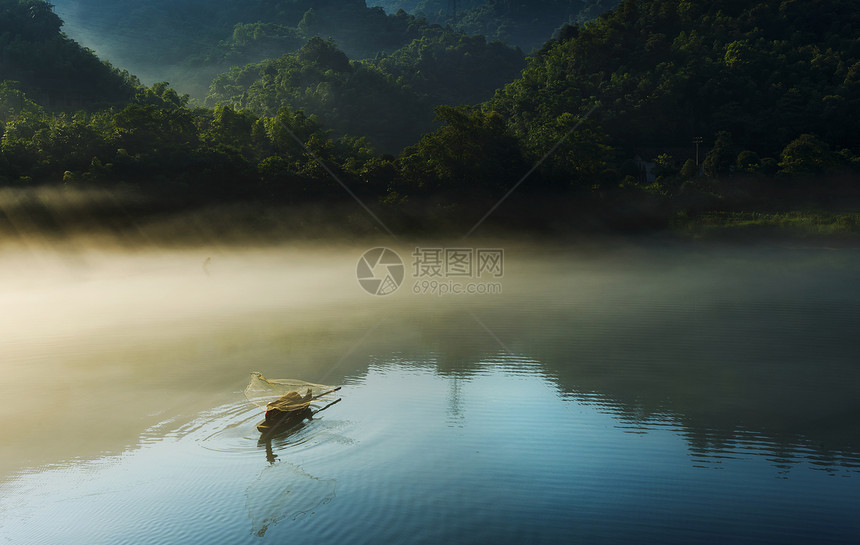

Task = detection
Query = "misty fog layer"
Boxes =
[2,238,859,479]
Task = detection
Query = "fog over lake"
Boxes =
[1,239,859,544]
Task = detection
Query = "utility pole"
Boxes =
[448,0,457,21]
[693,136,703,169]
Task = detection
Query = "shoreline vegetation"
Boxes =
[2,186,860,247]
[2,0,860,243]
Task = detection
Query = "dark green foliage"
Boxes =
[396,106,526,197]
[519,112,614,191]
[653,153,679,179]
[51,0,438,97]
[291,3,427,59]
[0,0,61,40]
[450,0,621,52]
[735,150,760,174]
[206,40,434,153]
[0,80,378,201]
[374,0,621,52]
[220,22,306,68]
[0,0,135,108]
[53,0,320,65]
[50,0,615,100]
[490,0,860,156]
[371,31,525,106]
[296,37,351,73]
[778,134,841,175]
[113,104,196,157]
[680,158,698,179]
[0,81,44,120]
[703,131,735,179]
[206,34,524,153]
[4,0,860,235]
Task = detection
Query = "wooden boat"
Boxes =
[256,387,341,437]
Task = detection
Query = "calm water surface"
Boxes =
[1,241,859,544]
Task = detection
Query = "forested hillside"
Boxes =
[49,0,615,98]
[370,0,621,51]
[3,0,860,237]
[491,0,860,158]
[377,0,860,230]
[206,31,525,151]
[0,0,135,107]
[51,0,502,97]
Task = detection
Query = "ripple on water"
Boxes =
[4,349,860,545]
[149,398,351,540]
[245,461,337,538]
[155,398,350,461]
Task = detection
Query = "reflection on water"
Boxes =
[1,356,860,543]
[1,242,860,543]
[246,462,337,538]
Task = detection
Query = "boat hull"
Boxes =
[256,407,313,436]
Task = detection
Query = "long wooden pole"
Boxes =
[311,386,341,401]
[312,398,342,415]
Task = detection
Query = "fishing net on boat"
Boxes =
[244,372,339,413]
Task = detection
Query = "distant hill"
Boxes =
[490,0,860,160]
[49,0,441,97]
[0,0,134,108]
[4,0,860,235]
[49,0,620,98]
[206,31,526,152]
[207,8,431,70]
[380,0,860,229]
[369,0,622,52]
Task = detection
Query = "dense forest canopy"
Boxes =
[206,31,525,152]
[2,0,860,236]
[382,0,860,209]
[491,0,860,157]
[50,0,516,97]
[0,0,135,107]
[47,0,616,99]
[370,0,622,52]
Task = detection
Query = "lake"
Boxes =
[1,240,859,544]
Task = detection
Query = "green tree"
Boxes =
[527,112,613,190]
[297,37,352,73]
[112,104,197,157]
[205,104,255,151]
[396,105,526,198]
[736,150,761,173]
[680,158,698,179]
[652,153,678,179]
[703,131,735,178]
[0,0,134,107]
[778,134,838,175]
[0,82,44,121]
[760,157,779,177]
